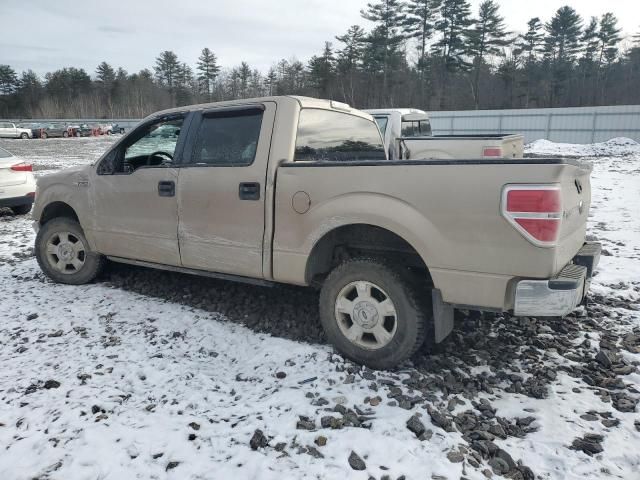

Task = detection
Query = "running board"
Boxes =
[106,256,274,287]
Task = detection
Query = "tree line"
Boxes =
[1,1,639,119]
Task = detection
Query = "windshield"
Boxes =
[373,116,389,135]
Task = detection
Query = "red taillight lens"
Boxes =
[514,218,561,242]
[506,189,561,213]
[11,163,32,172]
[483,147,502,157]
[502,186,562,246]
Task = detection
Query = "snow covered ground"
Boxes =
[0,137,638,480]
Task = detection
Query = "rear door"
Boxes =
[176,103,276,278]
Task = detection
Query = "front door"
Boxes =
[88,114,190,266]
[177,103,276,278]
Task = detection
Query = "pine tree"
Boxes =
[361,0,407,92]
[597,13,621,65]
[308,42,335,98]
[404,0,441,71]
[433,0,473,71]
[154,50,181,102]
[264,67,277,95]
[335,25,366,104]
[581,17,599,64]
[17,70,43,116]
[197,47,220,102]
[544,6,583,63]
[0,65,19,95]
[336,25,366,72]
[468,0,510,108]
[238,62,252,98]
[516,18,545,64]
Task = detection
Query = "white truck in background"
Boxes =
[365,108,524,160]
[0,122,33,139]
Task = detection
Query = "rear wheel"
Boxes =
[41,132,48,139]
[11,204,32,215]
[35,217,104,285]
[319,258,429,370]
[20,132,29,139]
[62,131,69,138]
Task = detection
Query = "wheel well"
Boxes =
[40,202,79,225]
[305,224,431,285]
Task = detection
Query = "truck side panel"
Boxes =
[273,160,590,310]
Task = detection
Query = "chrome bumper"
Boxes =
[513,242,601,317]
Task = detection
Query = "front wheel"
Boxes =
[35,217,104,285]
[319,258,429,370]
[62,131,69,138]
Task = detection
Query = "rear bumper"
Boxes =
[513,242,601,317]
[0,194,35,209]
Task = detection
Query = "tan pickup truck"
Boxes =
[365,108,524,160]
[32,96,600,369]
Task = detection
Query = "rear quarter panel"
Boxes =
[273,160,589,304]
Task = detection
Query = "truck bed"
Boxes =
[400,133,524,160]
[273,157,591,310]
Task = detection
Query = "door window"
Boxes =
[98,117,184,174]
[188,109,263,166]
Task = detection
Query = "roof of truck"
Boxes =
[149,96,374,121]
[364,108,427,116]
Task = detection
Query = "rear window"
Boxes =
[295,109,386,162]
[401,119,432,137]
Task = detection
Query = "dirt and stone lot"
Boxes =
[0,136,639,480]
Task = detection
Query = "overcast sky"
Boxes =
[1,0,639,77]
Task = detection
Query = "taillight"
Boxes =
[11,163,32,172]
[502,185,562,246]
[483,147,502,157]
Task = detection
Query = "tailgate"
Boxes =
[499,135,524,159]
[0,158,27,187]
[555,162,592,270]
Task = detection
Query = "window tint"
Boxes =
[189,109,263,166]
[401,119,432,137]
[295,109,385,162]
[373,116,389,135]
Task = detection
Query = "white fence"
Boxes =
[429,104,640,144]
[5,104,640,144]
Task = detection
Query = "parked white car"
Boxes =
[0,122,33,139]
[0,146,36,215]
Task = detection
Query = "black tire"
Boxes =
[35,217,105,285]
[20,132,29,139]
[319,258,429,370]
[11,204,32,215]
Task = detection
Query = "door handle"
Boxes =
[158,180,175,197]
[239,182,260,201]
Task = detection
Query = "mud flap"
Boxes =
[432,289,454,343]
